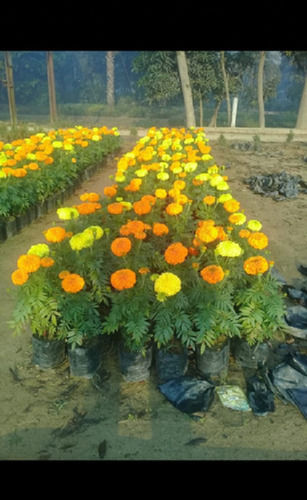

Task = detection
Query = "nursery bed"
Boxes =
[1,136,307,461]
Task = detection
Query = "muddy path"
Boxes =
[1,136,307,461]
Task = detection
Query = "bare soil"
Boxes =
[1,136,307,461]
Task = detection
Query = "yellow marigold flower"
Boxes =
[69,231,94,251]
[52,141,63,149]
[61,273,85,293]
[27,243,49,258]
[223,199,240,213]
[157,172,169,181]
[165,202,183,216]
[203,195,216,205]
[17,254,41,273]
[228,212,247,225]
[11,268,29,286]
[209,174,224,187]
[247,232,269,250]
[154,272,181,301]
[83,225,104,240]
[194,172,210,182]
[155,188,167,199]
[216,181,230,191]
[184,162,198,173]
[215,241,243,258]
[217,193,232,203]
[57,207,79,220]
[247,219,262,231]
[243,256,269,275]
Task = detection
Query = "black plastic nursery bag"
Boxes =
[158,376,215,414]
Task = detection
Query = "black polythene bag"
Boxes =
[246,374,275,416]
[158,376,215,414]
[287,388,307,419]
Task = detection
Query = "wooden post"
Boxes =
[47,51,57,124]
[4,51,17,128]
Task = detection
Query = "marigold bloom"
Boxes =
[103,185,117,197]
[59,270,71,280]
[110,268,136,291]
[111,237,132,257]
[83,225,104,240]
[203,195,216,205]
[164,242,188,265]
[173,180,186,191]
[27,243,50,258]
[141,194,156,206]
[44,226,67,243]
[153,223,169,237]
[69,231,94,251]
[11,268,29,286]
[239,229,251,239]
[133,199,152,216]
[107,202,123,215]
[196,223,218,244]
[223,199,240,213]
[155,188,167,199]
[154,272,181,299]
[80,192,100,202]
[57,207,79,220]
[200,265,225,284]
[215,240,243,258]
[40,257,55,268]
[243,256,269,275]
[247,232,269,250]
[17,254,41,273]
[138,267,150,274]
[228,213,247,225]
[247,219,262,231]
[61,273,85,293]
[124,178,142,192]
[165,202,183,216]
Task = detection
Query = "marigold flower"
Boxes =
[69,231,94,251]
[83,225,104,240]
[223,199,240,213]
[17,254,41,273]
[111,237,132,257]
[133,199,152,216]
[11,268,29,286]
[200,265,225,284]
[138,267,150,274]
[203,195,216,205]
[165,202,183,216]
[59,270,71,280]
[40,257,55,268]
[164,242,188,265]
[27,243,50,258]
[247,232,269,250]
[195,223,219,244]
[57,207,79,220]
[107,202,123,215]
[173,180,186,191]
[239,229,251,239]
[124,178,142,192]
[141,194,156,206]
[215,240,243,258]
[153,223,169,237]
[44,226,67,243]
[61,273,85,293]
[243,256,269,275]
[120,220,146,237]
[155,188,167,199]
[104,185,117,197]
[247,219,262,231]
[154,272,181,300]
[110,268,136,290]
[228,212,247,225]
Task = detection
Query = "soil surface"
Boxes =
[1,135,307,461]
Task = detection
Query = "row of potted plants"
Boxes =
[9,125,287,381]
[0,125,120,241]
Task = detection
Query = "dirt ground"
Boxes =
[1,135,307,461]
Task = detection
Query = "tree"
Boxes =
[46,51,57,123]
[286,51,307,129]
[220,51,231,125]
[4,52,17,128]
[176,51,196,127]
[257,51,266,128]
[106,51,115,107]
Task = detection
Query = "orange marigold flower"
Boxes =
[203,195,216,205]
[195,224,218,244]
[27,162,40,170]
[59,270,71,280]
[124,178,142,192]
[11,268,29,286]
[216,226,228,241]
[80,192,100,202]
[165,202,183,216]
[153,222,169,237]
[141,194,156,206]
[200,265,225,284]
[103,185,117,197]
[111,237,132,257]
[44,226,67,243]
[40,257,55,268]
[239,229,251,239]
[247,232,269,250]
[223,199,240,213]
[133,199,152,216]
[188,246,199,256]
[107,202,123,215]
[164,242,188,265]
[12,168,27,178]
[61,273,85,293]
[110,268,136,291]
[17,254,41,273]
[138,267,150,274]
[243,256,269,275]
[120,220,145,237]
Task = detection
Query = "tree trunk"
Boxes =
[176,51,196,128]
[106,51,115,107]
[230,96,239,127]
[257,51,266,128]
[4,52,17,128]
[46,51,57,124]
[220,51,231,126]
[208,100,222,127]
[296,73,307,129]
[199,94,203,127]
